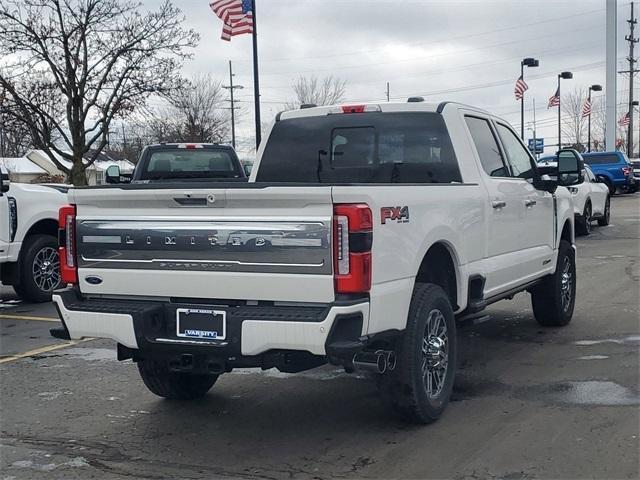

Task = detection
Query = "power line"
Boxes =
[261,40,603,91]
[384,60,608,101]
[255,8,604,63]
[259,24,602,77]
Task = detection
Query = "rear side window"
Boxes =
[495,123,535,179]
[465,116,509,177]
[583,154,623,165]
[257,112,461,184]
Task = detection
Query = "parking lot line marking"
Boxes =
[0,314,60,322]
[0,338,93,365]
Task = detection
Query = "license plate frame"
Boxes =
[176,308,226,340]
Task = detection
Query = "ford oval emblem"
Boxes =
[85,276,103,285]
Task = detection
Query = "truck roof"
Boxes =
[145,142,234,149]
[278,100,490,121]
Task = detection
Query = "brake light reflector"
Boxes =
[58,204,77,285]
[622,166,631,176]
[333,204,373,294]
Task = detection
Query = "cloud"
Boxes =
[147,0,628,154]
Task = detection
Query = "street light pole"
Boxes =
[520,57,539,140]
[557,71,573,149]
[587,84,602,152]
[222,60,244,149]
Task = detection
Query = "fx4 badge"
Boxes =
[381,206,410,224]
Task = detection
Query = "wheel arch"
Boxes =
[18,218,58,263]
[24,218,58,240]
[561,219,574,245]
[414,241,461,310]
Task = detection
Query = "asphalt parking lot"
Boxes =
[0,194,638,480]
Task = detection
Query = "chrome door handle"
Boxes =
[525,199,537,207]
[492,200,507,209]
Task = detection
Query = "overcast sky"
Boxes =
[147,0,632,157]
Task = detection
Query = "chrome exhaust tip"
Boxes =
[386,351,397,371]
[353,350,395,374]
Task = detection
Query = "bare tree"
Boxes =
[0,0,198,185]
[285,75,346,109]
[136,74,230,146]
[0,107,34,157]
[561,88,588,151]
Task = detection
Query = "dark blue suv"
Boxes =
[581,152,636,194]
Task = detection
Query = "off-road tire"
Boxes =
[138,359,218,400]
[17,234,61,303]
[378,283,457,424]
[530,239,576,327]
[576,201,592,236]
[597,196,610,226]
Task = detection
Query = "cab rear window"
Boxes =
[256,112,462,184]
[139,149,243,180]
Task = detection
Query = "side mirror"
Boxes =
[557,149,584,187]
[535,174,557,194]
[0,170,10,195]
[105,165,121,184]
[243,164,252,176]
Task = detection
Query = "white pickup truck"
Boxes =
[0,169,68,302]
[51,101,583,423]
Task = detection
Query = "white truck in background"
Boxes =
[51,101,583,423]
[0,169,68,302]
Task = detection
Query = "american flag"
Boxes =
[581,99,591,118]
[548,87,560,108]
[514,75,528,100]
[618,112,631,127]
[210,0,254,41]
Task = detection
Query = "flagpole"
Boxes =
[557,75,561,149]
[251,0,262,149]
[587,89,592,152]
[520,62,524,140]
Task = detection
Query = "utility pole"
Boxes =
[121,123,127,153]
[626,2,638,156]
[222,60,244,149]
[386,82,390,102]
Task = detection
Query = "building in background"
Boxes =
[0,156,48,183]
[26,150,135,185]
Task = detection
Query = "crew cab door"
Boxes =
[493,121,554,279]
[464,115,528,294]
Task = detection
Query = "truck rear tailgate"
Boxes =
[70,186,334,303]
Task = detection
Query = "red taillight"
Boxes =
[341,105,366,114]
[333,204,373,294]
[58,204,77,285]
[622,166,631,176]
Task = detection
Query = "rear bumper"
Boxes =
[52,288,370,359]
